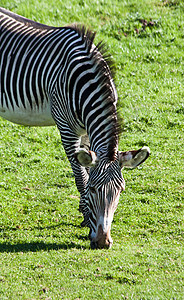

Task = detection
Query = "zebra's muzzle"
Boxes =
[90,239,113,249]
[90,224,113,249]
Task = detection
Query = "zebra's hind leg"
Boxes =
[80,203,90,227]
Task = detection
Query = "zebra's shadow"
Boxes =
[0,221,89,252]
[0,241,88,252]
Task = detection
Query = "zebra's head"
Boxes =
[75,146,150,249]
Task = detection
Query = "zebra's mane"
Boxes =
[67,24,115,76]
[67,24,121,161]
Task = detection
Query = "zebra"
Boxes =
[0,7,150,249]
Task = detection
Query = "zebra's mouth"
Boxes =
[90,240,113,249]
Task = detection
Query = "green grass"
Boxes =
[0,0,184,299]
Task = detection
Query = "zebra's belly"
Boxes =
[0,105,55,127]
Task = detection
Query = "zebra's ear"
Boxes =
[75,148,98,167]
[118,146,150,169]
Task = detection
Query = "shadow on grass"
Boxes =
[0,240,89,252]
[0,219,89,252]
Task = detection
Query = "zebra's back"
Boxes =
[0,8,79,126]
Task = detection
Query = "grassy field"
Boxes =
[0,0,184,299]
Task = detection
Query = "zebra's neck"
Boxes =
[60,29,119,161]
[89,117,119,161]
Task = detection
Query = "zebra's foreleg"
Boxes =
[65,155,90,226]
[55,122,90,223]
[69,156,89,214]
